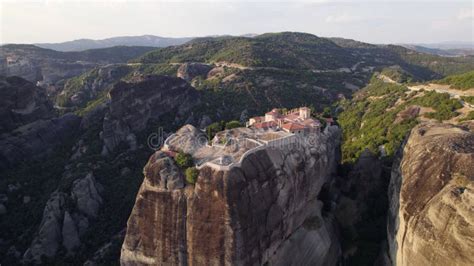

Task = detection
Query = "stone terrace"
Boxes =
[163,125,296,170]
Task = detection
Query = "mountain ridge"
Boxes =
[33,35,193,52]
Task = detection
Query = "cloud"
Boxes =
[325,13,362,23]
[457,8,473,20]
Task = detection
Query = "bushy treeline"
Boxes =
[435,70,474,90]
[338,77,463,163]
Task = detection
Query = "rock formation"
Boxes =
[23,173,104,263]
[388,122,474,266]
[0,76,54,134]
[0,113,81,170]
[101,75,199,154]
[121,125,342,265]
[0,44,155,86]
[56,64,131,108]
[176,63,212,82]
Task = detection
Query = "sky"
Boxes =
[1,0,473,45]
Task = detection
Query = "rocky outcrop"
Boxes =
[0,76,54,134]
[0,45,95,85]
[23,192,67,263]
[0,113,81,170]
[121,125,342,265]
[177,63,212,82]
[56,64,131,108]
[23,173,104,263]
[388,122,474,266]
[101,75,199,154]
[0,44,155,86]
[71,173,104,218]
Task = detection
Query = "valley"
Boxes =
[0,32,473,265]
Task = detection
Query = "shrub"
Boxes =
[206,121,225,140]
[185,167,199,184]
[175,152,194,169]
[225,120,242,129]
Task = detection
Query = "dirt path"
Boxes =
[407,84,474,98]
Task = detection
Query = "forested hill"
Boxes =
[137,32,474,78]
[0,44,157,63]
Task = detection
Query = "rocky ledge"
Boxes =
[121,124,342,265]
[388,122,474,266]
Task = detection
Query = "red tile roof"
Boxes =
[265,108,281,116]
[250,116,264,122]
[282,122,305,131]
[253,121,278,129]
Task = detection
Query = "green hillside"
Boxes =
[387,45,474,76]
[137,32,357,69]
[338,76,464,163]
[434,70,474,90]
[0,44,157,63]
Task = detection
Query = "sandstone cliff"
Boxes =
[388,122,474,266]
[121,125,342,265]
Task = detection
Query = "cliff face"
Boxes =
[121,125,342,265]
[101,75,200,154]
[388,122,474,266]
[0,76,54,134]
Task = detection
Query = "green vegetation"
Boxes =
[137,32,357,70]
[206,121,225,140]
[435,71,474,90]
[411,91,463,121]
[0,44,156,64]
[185,167,199,184]
[205,120,243,140]
[56,65,131,108]
[388,45,474,76]
[224,120,242,129]
[74,92,108,117]
[338,77,463,163]
[461,96,474,105]
[125,63,179,78]
[175,152,194,169]
[460,111,474,122]
[380,66,415,83]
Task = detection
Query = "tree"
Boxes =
[322,107,332,118]
[206,122,224,140]
[175,152,194,169]
[185,167,199,184]
[225,120,242,129]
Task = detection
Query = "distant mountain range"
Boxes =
[28,34,474,58]
[34,35,193,52]
[401,41,474,57]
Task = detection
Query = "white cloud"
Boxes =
[325,13,362,23]
[457,8,473,20]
